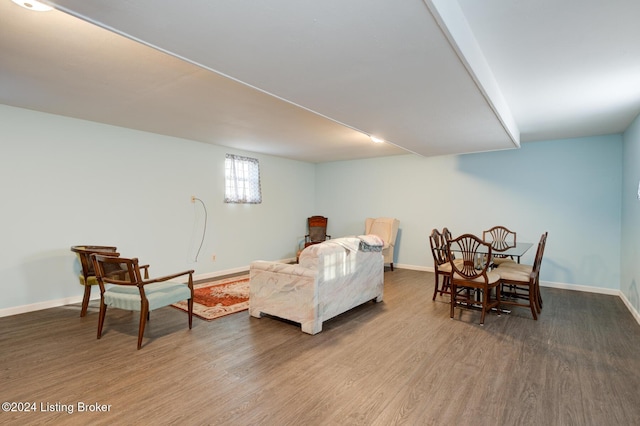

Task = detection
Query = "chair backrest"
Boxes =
[446,233,493,280]
[482,226,516,252]
[70,245,118,279]
[307,216,329,243]
[532,232,548,274]
[91,254,143,288]
[429,228,448,267]
[442,227,453,242]
[365,217,400,246]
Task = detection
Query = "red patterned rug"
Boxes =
[171,274,250,321]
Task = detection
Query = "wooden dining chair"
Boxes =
[483,225,517,265]
[429,229,450,300]
[91,254,194,350]
[446,233,502,325]
[429,228,463,300]
[495,232,548,319]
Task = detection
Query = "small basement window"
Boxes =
[224,154,262,204]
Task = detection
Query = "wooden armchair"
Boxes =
[91,254,194,350]
[70,245,118,317]
[304,215,331,247]
[297,216,331,262]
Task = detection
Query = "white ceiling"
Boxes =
[2,0,639,163]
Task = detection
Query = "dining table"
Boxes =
[444,238,534,314]
[444,240,533,262]
[478,241,533,264]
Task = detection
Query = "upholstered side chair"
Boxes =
[365,217,400,271]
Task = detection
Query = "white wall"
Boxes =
[316,135,623,290]
[621,113,640,315]
[0,105,315,311]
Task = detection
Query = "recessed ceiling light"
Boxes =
[11,0,53,11]
[370,136,385,144]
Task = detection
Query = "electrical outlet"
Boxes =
[211,254,216,262]
[191,195,196,203]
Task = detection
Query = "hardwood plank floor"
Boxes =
[1,269,639,425]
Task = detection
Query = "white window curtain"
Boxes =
[224,154,262,204]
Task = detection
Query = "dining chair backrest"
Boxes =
[531,232,548,274]
[442,227,453,243]
[446,232,502,325]
[429,228,448,267]
[446,233,493,280]
[483,226,516,252]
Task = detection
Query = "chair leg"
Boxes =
[188,297,193,329]
[80,285,92,317]
[537,282,543,310]
[441,276,450,296]
[450,283,456,318]
[97,301,107,339]
[480,295,487,325]
[432,272,440,301]
[529,285,538,320]
[138,305,148,350]
[390,263,394,271]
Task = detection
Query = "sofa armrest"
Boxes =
[250,261,317,278]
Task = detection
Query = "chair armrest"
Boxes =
[140,264,150,279]
[141,270,194,286]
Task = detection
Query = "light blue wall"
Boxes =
[0,105,315,310]
[316,135,623,289]
[621,113,640,312]
[0,103,628,313]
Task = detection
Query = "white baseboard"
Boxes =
[619,291,640,326]
[538,280,619,295]
[395,263,433,272]
[0,295,86,318]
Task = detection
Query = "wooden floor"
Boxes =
[1,269,639,425]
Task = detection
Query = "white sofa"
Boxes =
[249,236,384,334]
